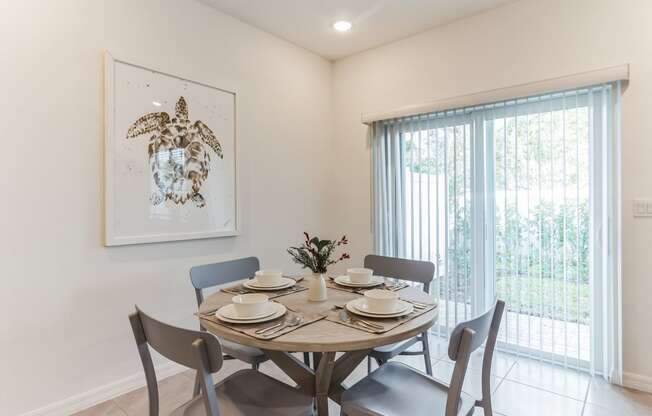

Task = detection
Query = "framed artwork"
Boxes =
[104,52,238,246]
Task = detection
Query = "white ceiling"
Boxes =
[200,0,515,60]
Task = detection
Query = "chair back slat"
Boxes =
[445,327,475,416]
[131,307,223,372]
[448,300,504,361]
[445,300,505,416]
[190,257,260,290]
[129,307,223,416]
[363,255,434,289]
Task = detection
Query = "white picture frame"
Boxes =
[104,52,238,246]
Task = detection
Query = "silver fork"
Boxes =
[200,307,222,316]
[255,319,286,334]
[401,299,433,308]
[384,283,401,291]
[335,307,384,330]
[339,310,383,331]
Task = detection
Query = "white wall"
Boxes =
[332,0,652,383]
[5,0,652,413]
[0,1,333,414]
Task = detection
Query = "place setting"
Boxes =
[191,236,442,416]
[328,267,410,293]
[199,292,325,340]
[326,288,437,334]
[221,269,308,298]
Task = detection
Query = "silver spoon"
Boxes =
[265,315,303,335]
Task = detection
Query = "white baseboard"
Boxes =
[18,362,188,416]
[623,371,652,394]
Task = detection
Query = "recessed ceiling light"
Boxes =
[333,20,352,32]
[152,101,162,107]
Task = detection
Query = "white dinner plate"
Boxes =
[243,277,296,291]
[216,303,277,321]
[353,299,410,316]
[334,275,385,288]
[346,298,414,318]
[216,302,287,324]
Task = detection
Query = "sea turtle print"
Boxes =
[126,96,223,208]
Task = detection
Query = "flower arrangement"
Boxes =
[287,232,350,274]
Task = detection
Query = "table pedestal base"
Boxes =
[263,349,370,416]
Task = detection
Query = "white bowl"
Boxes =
[347,268,373,284]
[255,270,283,286]
[363,289,399,314]
[231,294,269,317]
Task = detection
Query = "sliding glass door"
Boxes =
[403,115,474,333]
[372,84,620,372]
[487,92,591,368]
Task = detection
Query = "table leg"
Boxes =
[328,349,370,404]
[313,352,322,370]
[315,352,336,415]
[263,350,315,396]
[262,349,371,416]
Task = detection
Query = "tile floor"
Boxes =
[74,336,652,416]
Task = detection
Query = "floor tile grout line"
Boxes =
[500,356,592,402]
[580,378,591,415]
[500,355,519,380]
[491,357,518,394]
[111,398,129,416]
[498,377,588,403]
[180,369,196,381]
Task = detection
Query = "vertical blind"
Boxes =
[371,83,621,375]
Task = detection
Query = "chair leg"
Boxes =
[421,330,433,376]
[480,398,491,416]
[252,362,259,371]
[367,356,372,374]
[192,371,201,397]
[303,352,311,367]
[475,371,494,416]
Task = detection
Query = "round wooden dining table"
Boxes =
[199,284,439,416]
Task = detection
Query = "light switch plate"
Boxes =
[634,199,652,217]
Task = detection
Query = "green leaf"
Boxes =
[318,239,331,250]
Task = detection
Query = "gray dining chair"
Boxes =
[340,299,505,416]
[129,306,314,416]
[190,257,311,394]
[190,257,269,371]
[364,254,435,375]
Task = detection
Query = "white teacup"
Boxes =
[232,294,269,317]
[347,268,373,284]
[255,270,283,286]
[363,289,399,313]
